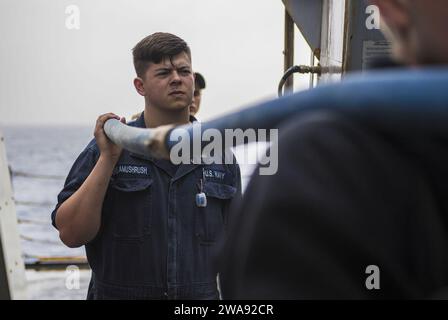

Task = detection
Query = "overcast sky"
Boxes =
[0,0,311,126]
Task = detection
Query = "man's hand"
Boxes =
[57,112,125,247]
[94,113,126,162]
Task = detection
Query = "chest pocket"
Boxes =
[195,180,237,245]
[107,178,153,242]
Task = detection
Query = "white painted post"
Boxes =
[0,130,27,300]
[319,0,346,83]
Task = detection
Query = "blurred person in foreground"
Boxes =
[221,0,448,299]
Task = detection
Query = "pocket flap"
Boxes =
[204,181,236,200]
[110,178,153,192]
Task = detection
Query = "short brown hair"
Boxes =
[194,72,206,90]
[132,32,191,78]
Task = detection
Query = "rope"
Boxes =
[15,200,54,207]
[11,170,65,180]
[24,253,87,262]
[20,234,62,246]
[23,254,89,269]
[17,218,49,226]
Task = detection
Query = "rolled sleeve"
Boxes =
[51,141,99,229]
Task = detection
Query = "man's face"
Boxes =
[408,0,448,65]
[189,88,202,116]
[372,0,448,65]
[140,52,194,111]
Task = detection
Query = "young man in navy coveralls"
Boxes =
[52,33,241,300]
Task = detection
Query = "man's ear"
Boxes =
[134,77,146,96]
[371,0,410,34]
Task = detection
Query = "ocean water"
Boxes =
[2,125,93,260]
[1,125,260,260]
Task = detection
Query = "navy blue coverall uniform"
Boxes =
[51,113,242,299]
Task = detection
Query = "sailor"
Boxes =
[51,32,241,300]
[189,72,206,116]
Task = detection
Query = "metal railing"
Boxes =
[10,166,254,270]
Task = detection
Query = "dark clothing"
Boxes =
[222,73,448,299]
[52,113,241,299]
